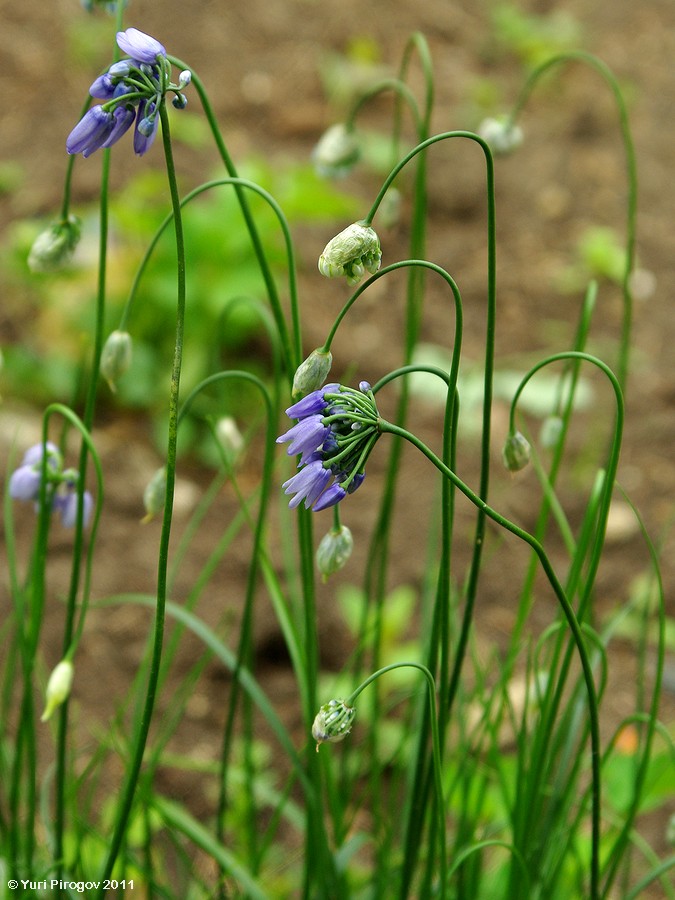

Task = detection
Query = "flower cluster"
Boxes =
[277,381,380,512]
[318,222,382,286]
[67,28,190,158]
[9,442,93,528]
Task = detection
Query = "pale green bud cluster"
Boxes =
[292,348,333,398]
[28,215,81,273]
[100,330,133,392]
[318,223,382,286]
[312,124,360,179]
[502,431,532,472]
[477,116,523,156]
[41,659,74,722]
[316,525,353,580]
[312,698,356,749]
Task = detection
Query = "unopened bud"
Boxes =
[28,215,81,273]
[318,222,382,286]
[100,330,132,392]
[316,525,353,581]
[292,348,332,398]
[216,416,244,462]
[502,431,531,472]
[312,124,360,179]
[539,415,564,449]
[41,660,74,722]
[477,116,523,156]
[312,698,356,750]
[142,466,167,522]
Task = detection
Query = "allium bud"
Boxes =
[27,216,81,273]
[216,416,244,462]
[477,116,523,156]
[312,124,360,179]
[539,415,564,449]
[41,660,74,722]
[318,222,382,286]
[316,525,354,581]
[502,431,531,472]
[100,330,132,392]
[292,348,333,398]
[142,466,167,522]
[312,698,356,749]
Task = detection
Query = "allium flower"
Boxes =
[9,442,93,528]
[66,106,115,157]
[312,124,360,179]
[67,28,189,159]
[277,381,380,512]
[318,222,382,286]
[116,27,166,64]
[312,699,356,749]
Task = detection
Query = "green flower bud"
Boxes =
[142,466,167,522]
[316,525,353,581]
[539,415,564,449]
[318,222,382,286]
[28,215,81,273]
[292,348,332,398]
[100,330,132,392]
[477,116,523,156]
[41,659,74,722]
[216,416,244,462]
[312,699,356,750]
[502,431,531,472]
[312,124,360,179]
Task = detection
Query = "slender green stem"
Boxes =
[167,56,300,375]
[346,662,447,898]
[97,100,185,890]
[377,417,602,899]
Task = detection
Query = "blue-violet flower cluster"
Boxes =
[67,28,191,158]
[277,381,380,511]
[9,442,93,528]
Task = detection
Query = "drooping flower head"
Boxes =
[318,222,382,286]
[67,28,190,158]
[277,381,380,512]
[312,699,356,749]
[312,124,360,179]
[28,215,81,273]
[9,442,94,528]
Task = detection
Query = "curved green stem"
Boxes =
[167,56,301,376]
[346,662,447,898]
[118,177,298,373]
[508,51,637,392]
[377,417,602,899]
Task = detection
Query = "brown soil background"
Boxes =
[1,0,674,894]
